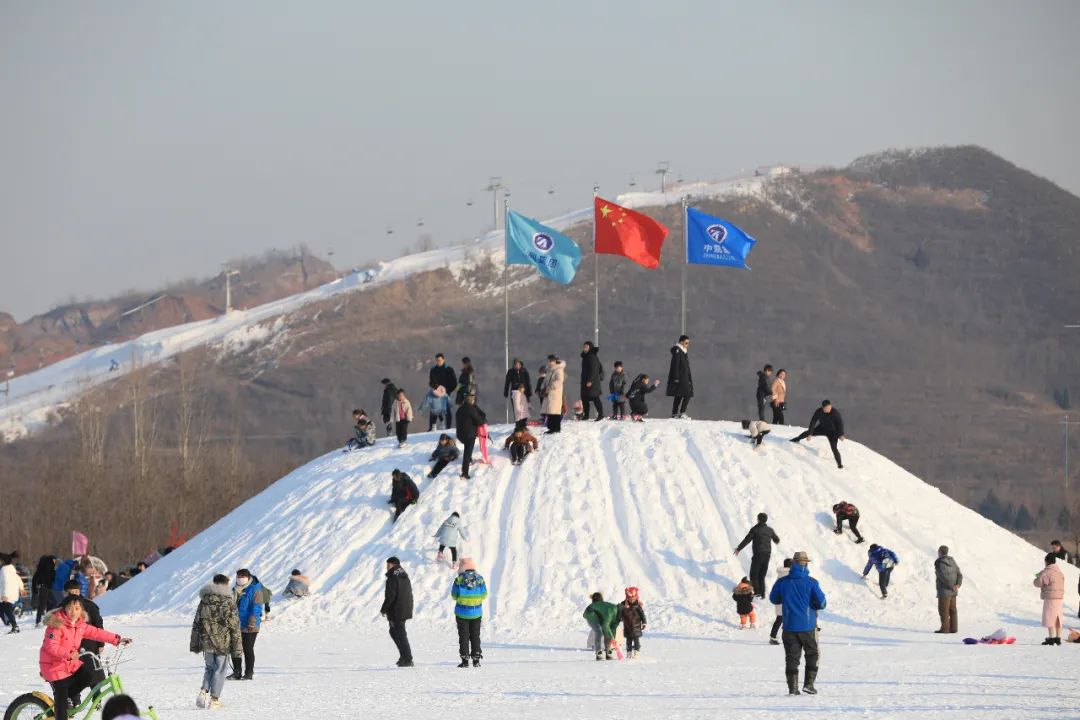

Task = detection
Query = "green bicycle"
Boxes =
[3,648,158,720]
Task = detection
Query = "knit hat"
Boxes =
[459,557,475,571]
[624,586,639,601]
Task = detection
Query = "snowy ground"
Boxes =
[1,620,1077,719]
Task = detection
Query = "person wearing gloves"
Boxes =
[862,544,899,599]
[40,595,132,720]
[191,574,242,708]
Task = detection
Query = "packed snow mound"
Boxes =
[102,420,1072,642]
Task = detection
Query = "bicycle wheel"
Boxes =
[3,693,51,720]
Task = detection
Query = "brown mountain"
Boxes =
[2,145,1079,568]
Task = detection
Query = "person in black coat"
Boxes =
[456,358,477,406]
[579,341,604,421]
[388,470,420,521]
[455,395,487,479]
[429,354,458,428]
[380,557,414,667]
[31,555,57,626]
[380,379,398,436]
[627,373,661,420]
[756,365,774,422]
[666,335,693,418]
[791,400,846,469]
[734,513,781,598]
[503,359,532,401]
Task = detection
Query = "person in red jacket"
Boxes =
[40,595,131,720]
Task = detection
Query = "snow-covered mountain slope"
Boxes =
[102,420,1072,642]
[0,171,787,442]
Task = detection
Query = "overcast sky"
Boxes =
[1,1,1077,320]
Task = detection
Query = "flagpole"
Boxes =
[593,184,599,346]
[504,196,511,425]
[681,197,688,336]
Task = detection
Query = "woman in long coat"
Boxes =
[1033,553,1065,645]
[543,356,566,433]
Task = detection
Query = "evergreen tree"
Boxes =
[1014,504,1034,532]
[1058,507,1072,532]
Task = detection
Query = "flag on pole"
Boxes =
[505,210,582,284]
[686,207,757,269]
[594,197,669,269]
[72,531,89,556]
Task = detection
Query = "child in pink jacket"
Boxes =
[40,595,130,720]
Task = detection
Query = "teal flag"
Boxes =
[505,210,582,285]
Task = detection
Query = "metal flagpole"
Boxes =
[593,184,599,346]
[504,196,511,424]
[681,197,688,336]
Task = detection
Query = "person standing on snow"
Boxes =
[380,557,414,667]
[450,558,488,667]
[380,378,398,437]
[627,373,661,421]
[0,553,22,634]
[542,355,567,434]
[535,365,548,424]
[31,555,57,628]
[1034,553,1065,645]
[434,512,468,568]
[190,574,241,709]
[419,386,452,431]
[580,341,604,421]
[608,361,629,420]
[790,399,846,469]
[429,354,458,429]
[617,587,647,658]
[229,569,262,680]
[427,434,460,479]
[456,357,477,406]
[769,558,793,645]
[756,364,775,422]
[832,501,864,543]
[732,577,757,629]
[735,513,781,598]
[455,395,487,479]
[390,388,414,448]
[582,592,620,661]
[934,545,962,634]
[770,369,788,425]
[1049,539,1072,565]
[667,335,694,418]
[769,551,826,696]
[503,359,532,408]
[510,383,530,431]
[861,544,899,599]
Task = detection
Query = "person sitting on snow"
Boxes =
[503,428,539,466]
[388,470,420,522]
[283,570,310,598]
[345,409,376,451]
[428,434,460,479]
[741,419,772,448]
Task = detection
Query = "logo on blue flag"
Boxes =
[505,210,582,285]
[686,207,757,269]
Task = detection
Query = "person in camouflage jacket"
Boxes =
[190,575,241,707]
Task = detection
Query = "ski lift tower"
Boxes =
[223,269,240,313]
[484,176,504,233]
[1,362,13,397]
[655,161,671,193]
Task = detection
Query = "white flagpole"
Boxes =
[681,197,688,336]
[593,185,600,346]
[504,197,511,424]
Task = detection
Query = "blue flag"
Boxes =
[685,207,757,269]
[505,210,582,284]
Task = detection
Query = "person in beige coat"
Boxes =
[770,370,788,425]
[1034,553,1065,645]
[391,389,415,448]
[543,355,566,434]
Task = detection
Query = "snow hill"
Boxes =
[102,420,1073,642]
[0,169,788,442]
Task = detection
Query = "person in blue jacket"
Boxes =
[861,544,899,599]
[769,551,826,696]
[229,569,263,680]
[450,558,488,668]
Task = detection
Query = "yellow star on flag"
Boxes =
[600,205,612,218]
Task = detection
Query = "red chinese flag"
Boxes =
[594,196,669,269]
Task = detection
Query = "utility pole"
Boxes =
[485,176,504,234]
[1063,324,1079,499]
[655,161,671,193]
[223,269,240,313]
[1,363,13,397]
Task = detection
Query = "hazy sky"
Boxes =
[2,1,1078,320]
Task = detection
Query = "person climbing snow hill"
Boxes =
[616,587,647,659]
[582,593,620,661]
[791,400,845,469]
[832,501,864,543]
[434,512,468,568]
[455,395,487,479]
[733,577,757,629]
[741,419,771,449]
[388,470,420,521]
[627,373,661,421]
[862,544,899,599]
[735,513,780,598]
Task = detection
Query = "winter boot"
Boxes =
[436,551,444,563]
[458,656,470,668]
[786,673,800,696]
[605,650,613,660]
[769,637,780,646]
[472,655,481,667]
[196,690,209,709]
[854,537,866,544]
[802,669,818,695]
[7,625,18,634]
[595,651,603,661]
[833,528,842,535]
[1054,637,1063,646]
[1041,637,1054,645]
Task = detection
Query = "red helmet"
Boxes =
[624,586,639,600]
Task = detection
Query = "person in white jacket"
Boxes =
[434,513,469,568]
[741,419,772,449]
[768,557,792,645]
[390,389,415,448]
[0,551,23,634]
[511,384,530,432]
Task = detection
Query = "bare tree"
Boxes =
[127,350,160,484]
[176,350,209,489]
